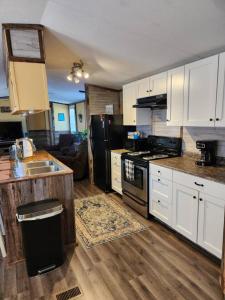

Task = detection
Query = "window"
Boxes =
[69,105,77,133]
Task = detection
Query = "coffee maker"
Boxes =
[196,140,217,166]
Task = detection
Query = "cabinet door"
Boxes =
[150,72,167,96]
[198,193,225,258]
[123,84,137,125]
[216,52,225,127]
[167,66,184,126]
[137,78,150,98]
[183,55,219,127]
[172,183,198,242]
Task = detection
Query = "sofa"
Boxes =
[47,133,88,180]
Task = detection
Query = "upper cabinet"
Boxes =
[9,61,49,114]
[123,82,151,126]
[216,52,225,127]
[137,72,167,99]
[3,23,49,115]
[167,66,184,126]
[149,72,167,96]
[183,55,219,127]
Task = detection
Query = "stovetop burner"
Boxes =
[127,151,151,157]
[142,154,169,160]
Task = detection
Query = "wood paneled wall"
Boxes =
[86,84,120,115]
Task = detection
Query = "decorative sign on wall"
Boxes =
[58,113,65,121]
[0,106,11,113]
[105,104,114,114]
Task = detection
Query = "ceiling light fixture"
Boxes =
[67,60,90,84]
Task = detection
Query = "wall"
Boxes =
[53,103,70,131]
[0,99,27,133]
[138,109,225,158]
[86,84,120,115]
[76,101,87,132]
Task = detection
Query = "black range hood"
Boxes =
[133,93,167,109]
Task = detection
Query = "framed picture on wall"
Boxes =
[58,113,65,121]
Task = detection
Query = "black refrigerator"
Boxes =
[90,114,124,192]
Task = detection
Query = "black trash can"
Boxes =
[17,199,65,277]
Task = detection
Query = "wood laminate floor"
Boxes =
[0,180,223,300]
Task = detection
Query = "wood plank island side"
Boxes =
[0,157,75,264]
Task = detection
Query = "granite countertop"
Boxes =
[150,156,225,185]
[111,149,129,154]
[0,151,73,184]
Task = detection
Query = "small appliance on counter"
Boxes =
[195,140,217,166]
[16,138,36,158]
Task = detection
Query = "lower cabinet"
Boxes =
[198,193,225,257]
[149,164,225,258]
[111,152,122,195]
[172,183,198,242]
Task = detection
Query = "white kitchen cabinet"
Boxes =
[123,83,151,126]
[198,193,225,258]
[111,151,123,194]
[167,66,184,126]
[172,183,198,242]
[9,61,49,115]
[150,175,172,226]
[183,55,219,127]
[149,72,167,96]
[137,77,150,98]
[216,52,225,127]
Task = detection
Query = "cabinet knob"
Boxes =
[166,119,170,122]
[199,198,203,201]
[193,196,196,199]
[158,170,160,173]
[158,178,160,182]
[216,118,219,121]
[146,90,149,93]
[158,200,160,203]
[150,89,153,92]
[209,118,213,121]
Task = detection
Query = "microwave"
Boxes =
[124,138,147,152]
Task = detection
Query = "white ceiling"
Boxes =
[1,0,225,103]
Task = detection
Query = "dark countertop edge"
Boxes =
[150,158,225,185]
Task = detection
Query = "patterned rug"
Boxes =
[75,194,147,248]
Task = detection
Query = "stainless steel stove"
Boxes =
[121,135,182,218]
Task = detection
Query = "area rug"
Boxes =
[75,194,147,248]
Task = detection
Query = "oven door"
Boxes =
[121,159,148,202]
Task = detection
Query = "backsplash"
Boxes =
[137,110,225,158]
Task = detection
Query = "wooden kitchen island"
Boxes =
[0,151,75,264]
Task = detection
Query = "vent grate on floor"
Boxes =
[55,286,82,300]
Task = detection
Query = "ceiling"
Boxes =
[1,0,225,104]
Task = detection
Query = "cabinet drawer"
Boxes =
[150,175,172,203]
[150,198,172,226]
[173,170,225,199]
[111,152,121,166]
[150,164,172,180]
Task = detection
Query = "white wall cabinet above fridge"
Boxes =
[123,82,151,126]
[9,61,49,115]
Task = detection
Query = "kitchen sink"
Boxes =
[26,165,62,176]
[25,160,56,169]
[13,160,63,178]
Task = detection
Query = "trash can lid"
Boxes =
[17,199,63,222]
